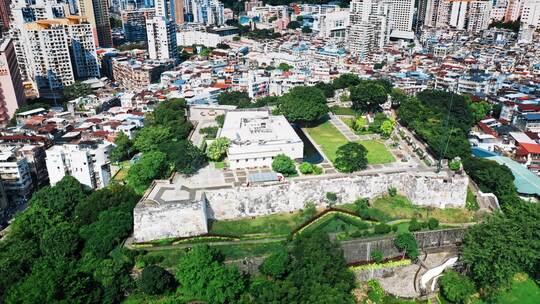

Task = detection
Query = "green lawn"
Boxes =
[209,211,308,238]
[143,241,285,268]
[495,275,540,304]
[304,120,348,162]
[330,106,357,116]
[358,140,395,164]
[112,161,131,182]
[371,195,476,223]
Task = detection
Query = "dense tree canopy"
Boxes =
[217,91,252,107]
[63,81,92,100]
[332,73,360,90]
[159,140,207,174]
[0,178,140,303]
[279,86,329,124]
[439,270,476,304]
[175,246,246,304]
[133,125,172,153]
[139,265,176,295]
[126,151,170,193]
[398,90,474,159]
[110,132,133,163]
[463,157,518,205]
[206,137,230,161]
[350,81,388,112]
[334,142,368,173]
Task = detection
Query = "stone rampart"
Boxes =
[341,228,466,264]
[133,171,468,242]
[205,172,468,220]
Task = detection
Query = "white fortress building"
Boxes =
[219,110,303,169]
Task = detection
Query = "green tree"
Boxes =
[380,118,395,138]
[461,202,540,291]
[408,218,422,232]
[159,140,206,174]
[175,246,245,304]
[439,270,476,304]
[74,185,139,226]
[126,151,169,193]
[350,81,388,112]
[152,98,188,125]
[463,157,518,205]
[110,132,132,162]
[374,223,391,234]
[390,88,409,107]
[40,222,81,258]
[314,82,335,98]
[332,73,360,89]
[301,26,312,33]
[279,86,328,124]
[470,101,491,123]
[272,154,297,176]
[334,142,368,173]
[217,91,252,107]
[206,137,230,161]
[287,20,301,29]
[133,125,172,152]
[427,218,439,230]
[63,81,92,100]
[278,62,293,71]
[394,233,419,260]
[259,247,289,279]
[371,249,384,263]
[139,265,176,295]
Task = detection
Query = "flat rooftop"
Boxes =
[219,110,302,157]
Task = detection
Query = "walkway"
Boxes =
[329,113,361,141]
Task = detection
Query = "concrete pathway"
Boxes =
[329,113,361,141]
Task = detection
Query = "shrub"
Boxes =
[427,218,439,230]
[408,218,422,232]
[370,249,384,263]
[200,126,219,139]
[388,187,397,197]
[449,160,461,171]
[392,225,399,232]
[374,224,391,235]
[439,270,476,304]
[216,114,225,127]
[139,265,176,295]
[394,233,419,260]
[299,162,314,174]
[354,198,369,214]
[312,165,323,175]
[326,192,338,204]
[272,154,297,176]
[359,208,392,222]
[206,137,230,161]
[259,247,289,279]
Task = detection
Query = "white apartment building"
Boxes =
[190,0,225,26]
[45,140,112,189]
[176,30,231,47]
[348,0,391,56]
[218,110,304,169]
[8,0,69,82]
[0,147,33,206]
[146,16,178,60]
[522,0,540,27]
[389,0,414,32]
[313,9,349,39]
[22,17,99,98]
[466,1,493,33]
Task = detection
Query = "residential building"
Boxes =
[522,0,540,27]
[313,9,349,39]
[112,57,175,91]
[190,0,225,26]
[24,17,99,98]
[146,16,178,60]
[389,0,414,32]
[466,0,493,33]
[244,0,263,12]
[219,109,304,169]
[348,0,391,56]
[504,0,523,22]
[45,140,112,189]
[0,39,25,126]
[77,0,113,47]
[0,0,10,31]
[0,147,33,206]
[122,8,155,42]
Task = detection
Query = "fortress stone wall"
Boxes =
[133,171,468,242]
[204,172,468,220]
